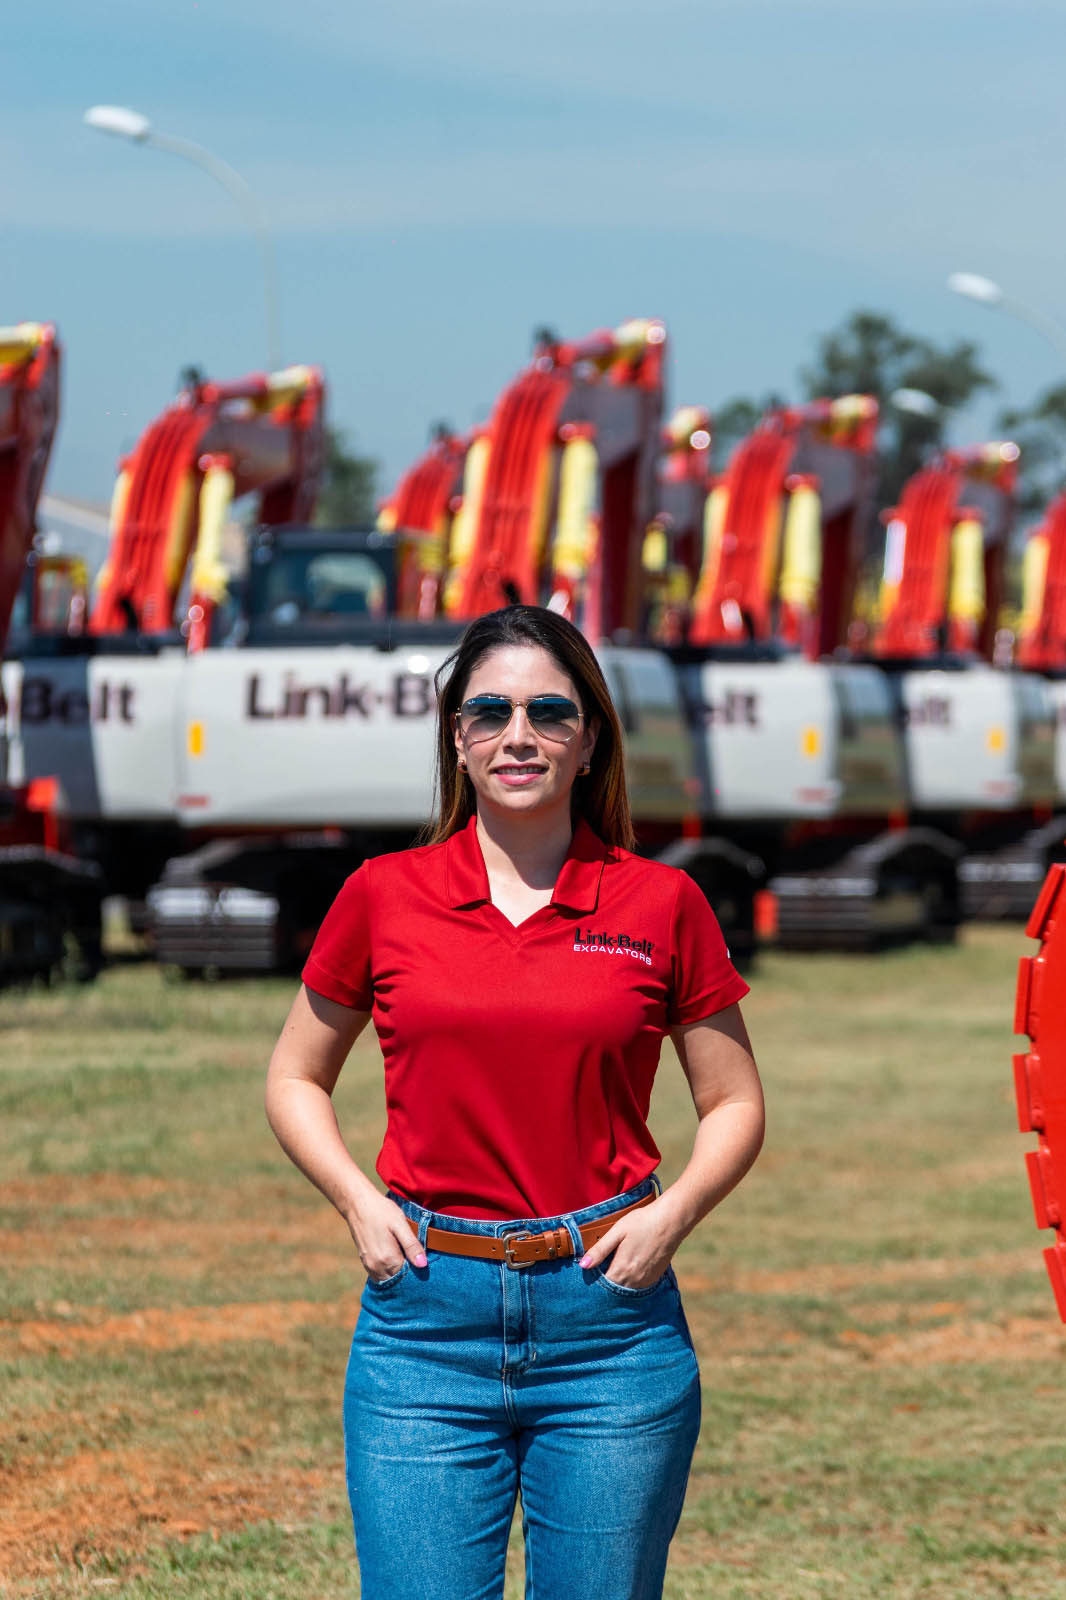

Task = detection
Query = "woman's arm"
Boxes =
[578,1003,764,1287]
[265,985,428,1280]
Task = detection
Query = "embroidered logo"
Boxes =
[572,928,654,966]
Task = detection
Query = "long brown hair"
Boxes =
[422,606,635,849]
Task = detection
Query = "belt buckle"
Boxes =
[503,1231,534,1269]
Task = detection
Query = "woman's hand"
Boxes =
[348,1188,428,1282]
[578,1199,683,1289]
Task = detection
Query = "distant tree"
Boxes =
[313,427,379,528]
[800,310,997,507]
[998,384,1066,515]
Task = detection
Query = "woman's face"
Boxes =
[453,644,598,822]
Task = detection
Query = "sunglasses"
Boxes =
[456,694,584,744]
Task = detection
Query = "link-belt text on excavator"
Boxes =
[0,676,136,724]
[244,670,434,720]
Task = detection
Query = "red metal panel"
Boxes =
[1015,851,1066,1320]
[1013,1050,1045,1132]
[1045,1241,1066,1321]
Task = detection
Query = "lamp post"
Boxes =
[889,387,943,421]
[84,104,282,371]
[947,271,1066,370]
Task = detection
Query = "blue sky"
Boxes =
[7,1,1066,508]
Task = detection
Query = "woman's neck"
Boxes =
[475,803,575,890]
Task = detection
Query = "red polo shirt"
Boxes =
[302,816,749,1220]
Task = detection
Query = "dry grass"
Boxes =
[1,924,1063,1598]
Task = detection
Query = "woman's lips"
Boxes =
[492,765,547,787]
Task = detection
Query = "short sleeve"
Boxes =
[301,860,374,1010]
[667,870,750,1025]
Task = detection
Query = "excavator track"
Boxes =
[1013,859,1066,1320]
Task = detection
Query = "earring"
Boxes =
[579,762,591,776]
[458,757,467,771]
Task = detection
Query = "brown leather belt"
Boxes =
[407,1192,656,1269]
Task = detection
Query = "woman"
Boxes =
[266,604,764,1600]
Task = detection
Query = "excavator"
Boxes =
[377,320,668,636]
[1,359,327,929]
[646,394,962,948]
[0,322,102,981]
[90,363,326,648]
[867,445,1059,920]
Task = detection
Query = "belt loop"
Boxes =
[650,1171,663,1196]
[561,1215,584,1255]
[417,1210,431,1247]
[557,1216,582,1254]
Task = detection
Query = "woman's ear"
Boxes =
[582,716,600,768]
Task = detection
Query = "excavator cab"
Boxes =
[242,526,397,643]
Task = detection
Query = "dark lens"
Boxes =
[526,697,581,741]
[460,697,513,741]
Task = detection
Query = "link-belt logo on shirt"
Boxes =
[572,929,654,967]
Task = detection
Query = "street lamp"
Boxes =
[947,270,1066,369]
[889,387,942,420]
[84,104,281,370]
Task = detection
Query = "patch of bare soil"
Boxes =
[834,1314,1066,1365]
[0,1298,356,1356]
[0,1444,328,1581]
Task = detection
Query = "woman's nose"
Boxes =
[503,705,537,746]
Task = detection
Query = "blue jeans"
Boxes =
[343,1177,701,1600]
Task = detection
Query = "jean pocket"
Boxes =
[596,1267,671,1300]
[365,1261,410,1291]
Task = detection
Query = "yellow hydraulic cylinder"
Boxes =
[778,484,822,611]
[948,516,986,629]
[552,436,599,581]
[189,462,235,604]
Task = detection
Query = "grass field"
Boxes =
[1,926,1064,1598]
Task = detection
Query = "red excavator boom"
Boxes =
[377,427,469,619]
[689,396,879,658]
[873,443,1018,662]
[0,322,60,650]
[437,320,667,640]
[90,364,325,649]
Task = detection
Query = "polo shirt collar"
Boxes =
[444,815,607,913]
